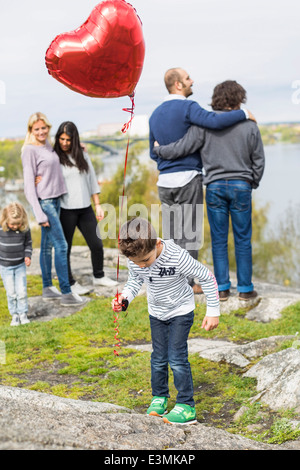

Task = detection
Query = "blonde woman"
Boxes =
[21,112,86,307]
[0,202,32,325]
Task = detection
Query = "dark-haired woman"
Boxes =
[54,121,118,293]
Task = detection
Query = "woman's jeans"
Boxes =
[206,179,253,293]
[0,263,28,316]
[39,198,71,294]
[149,312,195,407]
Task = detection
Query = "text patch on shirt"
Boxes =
[158,267,176,277]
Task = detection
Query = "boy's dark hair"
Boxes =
[210,80,247,111]
[119,217,157,258]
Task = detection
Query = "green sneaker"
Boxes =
[163,404,197,425]
[147,396,168,417]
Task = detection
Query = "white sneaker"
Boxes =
[93,276,118,287]
[19,314,30,325]
[10,315,20,326]
[71,282,91,295]
[60,292,88,307]
[42,286,62,301]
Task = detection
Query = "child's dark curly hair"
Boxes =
[119,217,157,258]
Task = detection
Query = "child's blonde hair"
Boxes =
[0,202,29,232]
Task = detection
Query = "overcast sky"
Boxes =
[0,0,299,138]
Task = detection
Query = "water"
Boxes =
[99,148,150,181]
[99,142,300,234]
[1,142,299,284]
[1,142,300,232]
[0,189,33,220]
[253,143,300,232]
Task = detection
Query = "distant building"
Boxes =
[130,114,149,137]
[97,122,122,137]
[80,130,99,138]
[97,114,149,137]
[4,179,24,192]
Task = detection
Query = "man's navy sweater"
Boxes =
[149,97,246,174]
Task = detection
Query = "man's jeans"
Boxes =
[0,263,28,316]
[39,198,71,294]
[206,179,253,293]
[149,312,194,407]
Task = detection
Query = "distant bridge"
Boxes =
[82,137,149,156]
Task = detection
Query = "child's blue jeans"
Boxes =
[0,262,28,316]
[149,311,195,407]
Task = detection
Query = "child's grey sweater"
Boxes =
[0,228,32,267]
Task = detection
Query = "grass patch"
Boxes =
[0,274,300,444]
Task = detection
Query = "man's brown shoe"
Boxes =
[192,284,203,294]
[239,290,258,301]
[219,290,230,301]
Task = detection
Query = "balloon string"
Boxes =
[113,312,121,356]
[121,92,135,133]
[113,93,135,356]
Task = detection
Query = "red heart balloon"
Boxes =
[45,0,145,98]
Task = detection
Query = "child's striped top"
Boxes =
[122,239,220,320]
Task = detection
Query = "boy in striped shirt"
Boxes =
[113,217,220,425]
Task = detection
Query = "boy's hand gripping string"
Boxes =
[112,295,129,356]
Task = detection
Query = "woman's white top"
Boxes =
[60,152,100,209]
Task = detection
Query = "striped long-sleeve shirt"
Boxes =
[122,239,220,320]
[0,228,32,267]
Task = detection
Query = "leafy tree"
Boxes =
[0,140,24,179]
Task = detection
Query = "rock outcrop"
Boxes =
[244,347,300,413]
[1,247,299,450]
[0,386,285,450]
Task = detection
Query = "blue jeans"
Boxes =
[39,198,71,294]
[0,263,28,316]
[206,180,253,293]
[149,312,194,407]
